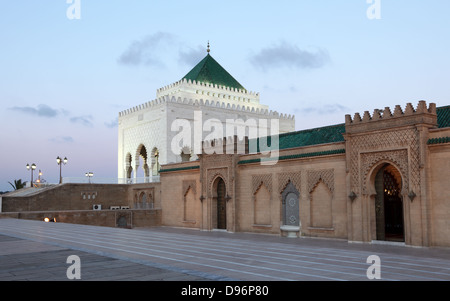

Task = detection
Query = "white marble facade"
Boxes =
[118,77,295,180]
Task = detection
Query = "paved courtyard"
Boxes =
[0,218,449,282]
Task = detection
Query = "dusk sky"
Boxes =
[1,1,449,192]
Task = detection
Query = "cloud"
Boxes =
[118,32,176,67]
[178,45,206,66]
[295,103,349,115]
[49,136,74,143]
[9,104,59,118]
[250,41,330,71]
[104,118,118,129]
[70,115,94,127]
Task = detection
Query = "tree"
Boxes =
[8,179,25,190]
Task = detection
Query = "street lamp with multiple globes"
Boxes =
[85,172,94,183]
[56,156,68,184]
[26,163,36,187]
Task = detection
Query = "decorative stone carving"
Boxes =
[348,128,420,195]
[182,180,196,197]
[202,154,233,168]
[252,174,272,195]
[281,182,300,225]
[308,169,334,195]
[278,172,301,193]
[280,181,301,238]
[207,168,228,197]
[360,149,409,194]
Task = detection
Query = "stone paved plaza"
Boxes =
[0,218,449,282]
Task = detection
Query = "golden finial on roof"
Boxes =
[207,41,210,53]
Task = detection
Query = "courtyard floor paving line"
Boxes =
[0,218,449,281]
[56,223,450,276]
[0,222,382,281]
[2,221,447,280]
[10,225,427,280]
[0,238,217,281]
[0,222,295,281]
[0,229,328,281]
[46,221,450,270]
[0,224,370,278]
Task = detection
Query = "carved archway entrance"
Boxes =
[215,178,227,230]
[374,164,404,242]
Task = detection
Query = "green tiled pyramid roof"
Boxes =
[437,105,450,128]
[182,54,246,91]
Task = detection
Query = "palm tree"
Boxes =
[8,179,25,190]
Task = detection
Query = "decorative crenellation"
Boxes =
[346,101,431,196]
[118,94,295,120]
[345,101,436,125]
[157,78,259,97]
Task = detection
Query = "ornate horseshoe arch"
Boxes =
[361,150,409,195]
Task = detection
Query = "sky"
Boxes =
[1,0,449,192]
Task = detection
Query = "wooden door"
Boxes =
[217,178,226,229]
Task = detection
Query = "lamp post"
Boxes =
[85,172,94,184]
[56,156,68,184]
[26,163,36,187]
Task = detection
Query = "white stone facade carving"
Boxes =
[118,78,295,179]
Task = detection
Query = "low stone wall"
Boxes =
[1,184,130,212]
[0,209,161,229]
[1,182,162,213]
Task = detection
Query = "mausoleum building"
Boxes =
[2,47,450,248]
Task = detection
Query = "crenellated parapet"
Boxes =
[345,101,437,134]
[157,78,259,97]
[119,95,295,121]
[156,78,262,110]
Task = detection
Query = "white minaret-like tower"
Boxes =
[118,44,295,181]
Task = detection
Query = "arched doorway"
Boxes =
[216,178,227,230]
[374,164,404,242]
[136,144,149,180]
